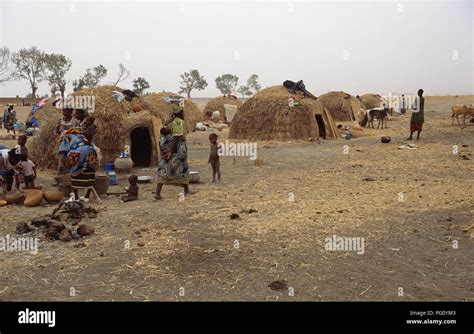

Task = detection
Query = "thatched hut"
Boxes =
[318,91,366,122]
[360,93,383,109]
[29,85,163,168]
[143,92,202,133]
[229,86,338,141]
[203,96,243,122]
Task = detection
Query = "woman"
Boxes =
[2,105,17,137]
[155,110,191,200]
[58,132,98,201]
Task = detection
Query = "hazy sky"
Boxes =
[0,0,472,97]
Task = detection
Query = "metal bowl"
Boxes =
[189,171,200,184]
[137,176,153,183]
[381,136,391,143]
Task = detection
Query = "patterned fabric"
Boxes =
[71,165,96,190]
[57,131,97,186]
[2,109,16,130]
[157,134,189,185]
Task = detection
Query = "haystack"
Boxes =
[143,92,202,133]
[203,96,243,122]
[29,85,163,168]
[229,86,338,141]
[360,93,383,109]
[318,91,366,122]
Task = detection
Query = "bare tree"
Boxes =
[0,47,12,83]
[112,64,130,86]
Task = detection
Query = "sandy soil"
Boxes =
[0,96,473,301]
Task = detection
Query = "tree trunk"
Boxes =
[187,89,191,98]
[32,84,37,98]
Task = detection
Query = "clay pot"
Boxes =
[58,182,72,197]
[0,200,7,207]
[114,157,133,173]
[43,191,64,203]
[131,104,143,113]
[54,174,71,184]
[5,190,25,205]
[24,190,43,207]
[94,174,109,195]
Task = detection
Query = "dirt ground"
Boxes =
[0,96,473,301]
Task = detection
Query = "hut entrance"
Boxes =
[315,114,326,139]
[130,127,152,167]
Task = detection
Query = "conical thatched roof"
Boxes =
[318,91,366,122]
[360,93,383,109]
[229,85,338,141]
[143,92,202,132]
[203,96,243,121]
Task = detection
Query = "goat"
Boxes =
[451,104,474,127]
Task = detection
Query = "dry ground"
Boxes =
[0,96,473,301]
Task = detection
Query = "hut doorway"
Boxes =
[130,127,152,167]
[315,114,326,139]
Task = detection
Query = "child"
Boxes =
[16,135,28,158]
[82,116,97,143]
[208,133,221,182]
[14,155,36,189]
[122,174,139,202]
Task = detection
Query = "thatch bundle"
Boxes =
[318,91,366,122]
[28,100,62,169]
[143,92,202,133]
[203,96,243,121]
[229,86,338,141]
[29,85,163,168]
[360,93,383,109]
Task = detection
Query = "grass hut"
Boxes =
[360,93,383,109]
[29,85,163,168]
[203,96,243,122]
[143,92,202,133]
[318,91,366,122]
[229,86,338,141]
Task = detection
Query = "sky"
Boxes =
[0,0,472,98]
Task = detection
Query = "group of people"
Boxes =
[0,135,36,193]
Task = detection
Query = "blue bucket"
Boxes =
[104,163,115,172]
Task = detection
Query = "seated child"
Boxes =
[122,174,139,202]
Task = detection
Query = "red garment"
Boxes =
[410,121,423,132]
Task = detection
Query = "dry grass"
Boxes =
[319,91,366,122]
[229,85,337,141]
[203,96,243,121]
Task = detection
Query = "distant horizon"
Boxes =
[1,0,472,97]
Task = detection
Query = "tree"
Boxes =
[11,46,46,97]
[247,74,261,92]
[178,69,208,98]
[73,65,107,91]
[132,77,150,95]
[44,53,72,99]
[112,63,130,86]
[0,47,12,84]
[237,85,252,98]
[215,74,239,96]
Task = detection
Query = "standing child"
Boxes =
[16,135,28,157]
[208,133,221,182]
[15,156,36,189]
